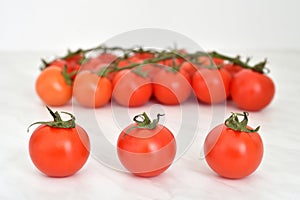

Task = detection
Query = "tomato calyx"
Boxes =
[225,112,260,133]
[125,112,165,134]
[27,106,76,132]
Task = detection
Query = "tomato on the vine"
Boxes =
[64,53,84,64]
[117,112,176,177]
[28,107,90,177]
[73,71,112,108]
[35,67,72,106]
[128,52,154,63]
[112,69,152,107]
[179,61,198,78]
[222,63,243,77]
[204,112,263,179]
[230,69,275,111]
[192,68,231,104]
[153,68,191,105]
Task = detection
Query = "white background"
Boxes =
[1,0,300,199]
[0,0,300,51]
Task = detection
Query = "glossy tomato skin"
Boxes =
[117,124,176,177]
[192,68,231,104]
[230,69,275,111]
[112,70,152,107]
[153,69,191,105]
[29,125,90,177]
[73,71,112,108]
[36,67,72,106]
[204,124,263,179]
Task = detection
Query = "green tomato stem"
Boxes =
[224,112,260,133]
[125,112,165,135]
[27,106,76,132]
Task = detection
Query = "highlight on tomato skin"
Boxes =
[117,112,177,177]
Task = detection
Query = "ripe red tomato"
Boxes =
[153,69,191,105]
[81,53,117,72]
[35,67,72,106]
[230,69,275,111]
[179,61,198,78]
[212,58,224,66]
[223,63,243,77]
[117,112,176,177]
[112,70,152,107]
[192,68,231,104]
[48,58,80,80]
[28,107,90,177]
[204,112,263,179]
[73,71,112,108]
[128,52,154,63]
[64,53,84,64]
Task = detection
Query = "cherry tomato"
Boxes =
[28,107,90,177]
[73,71,112,108]
[81,53,117,72]
[212,58,224,66]
[153,69,191,105]
[112,70,152,107]
[48,58,79,80]
[64,53,84,64]
[117,112,176,177]
[35,67,72,106]
[230,69,275,111]
[204,112,263,179]
[192,68,231,104]
[128,52,153,63]
[223,63,243,77]
[179,61,198,78]
[48,59,67,68]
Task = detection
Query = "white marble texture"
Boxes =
[0,50,299,199]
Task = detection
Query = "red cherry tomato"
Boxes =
[212,58,224,66]
[179,61,198,78]
[117,112,176,177]
[28,107,90,177]
[230,69,275,111]
[192,68,231,104]
[128,52,154,63]
[153,69,191,105]
[65,53,84,64]
[204,112,263,179]
[35,67,72,106]
[223,63,243,77]
[73,71,112,108]
[112,70,152,107]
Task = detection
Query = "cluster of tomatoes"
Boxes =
[29,45,273,180]
[35,46,275,111]
[28,107,263,179]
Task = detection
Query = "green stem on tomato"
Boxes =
[27,106,76,132]
[224,112,260,133]
[124,112,165,135]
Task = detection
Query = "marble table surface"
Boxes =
[0,49,299,199]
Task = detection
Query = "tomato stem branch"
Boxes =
[27,107,76,132]
[225,112,260,133]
